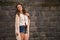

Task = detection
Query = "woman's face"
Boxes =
[17,5,23,11]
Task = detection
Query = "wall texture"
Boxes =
[0,0,60,40]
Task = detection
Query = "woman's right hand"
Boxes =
[15,33,18,36]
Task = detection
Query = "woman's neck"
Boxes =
[20,11,23,14]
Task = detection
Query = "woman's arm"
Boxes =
[26,13,30,37]
[15,14,19,36]
[26,13,30,26]
[15,14,21,40]
[28,18,30,37]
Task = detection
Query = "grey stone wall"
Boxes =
[0,0,60,40]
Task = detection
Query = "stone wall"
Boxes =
[0,0,60,40]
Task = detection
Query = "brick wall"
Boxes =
[0,0,60,40]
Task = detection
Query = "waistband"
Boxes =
[19,25,25,27]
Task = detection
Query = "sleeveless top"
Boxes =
[19,13,28,26]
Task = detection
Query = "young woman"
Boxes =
[15,3,30,40]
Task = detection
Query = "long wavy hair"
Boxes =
[16,3,26,16]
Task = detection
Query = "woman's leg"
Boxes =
[20,33,24,40]
[24,34,29,40]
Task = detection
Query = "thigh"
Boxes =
[24,34,29,40]
[20,33,24,40]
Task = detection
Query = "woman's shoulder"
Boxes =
[25,12,30,17]
[25,12,30,19]
[15,13,19,17]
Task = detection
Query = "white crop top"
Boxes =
[19,13,29,26]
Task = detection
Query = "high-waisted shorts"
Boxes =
[19,25,27,33]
